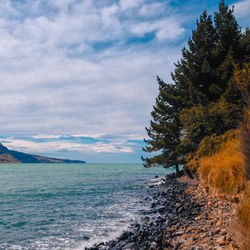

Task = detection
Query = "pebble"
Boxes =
[86,173,239,250]
[122,242,136,249]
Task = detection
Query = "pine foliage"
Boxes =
[142,77,182,170]
[143,1,249,171]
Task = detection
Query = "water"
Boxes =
[0,163,171,249]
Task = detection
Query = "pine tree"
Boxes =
[172,11,217,107]
[172,1,243,107]
[143,1,248,169]
[142,77,183,172]
[175,1,245,154]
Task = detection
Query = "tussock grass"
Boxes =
[186,129,238,172]
[241,103,250,180]
[236,103,250,249]
[198,138,245,195]
[236,181,250,249]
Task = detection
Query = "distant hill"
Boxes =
[0,143,86,163]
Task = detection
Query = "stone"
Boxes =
[119,231,132,241]
[150,241,157,249]
[86,174,239,250]
[177,207,183,213]
[83,236,90,240]
[213,229,220,234]
[108,240,117,247]
[122,242,136,249]
[195,216,201,221]
[98,246,108,250]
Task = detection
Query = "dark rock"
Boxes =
[82,236,90,241]
[108,240,117,247]
[122,242,137,249]
[171,208,177,214]
[151,202,156,208]
[87,173,238,250]
[177,207,183,213]
[118,231,133,241]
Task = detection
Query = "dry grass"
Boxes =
[236,181,250,249]
[198,138,245,195]
[186,129,238,172]
[241,102,250,180]
[236,103,250,249]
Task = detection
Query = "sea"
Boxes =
[0,163,173,249]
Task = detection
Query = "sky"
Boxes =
[0,0,249,163]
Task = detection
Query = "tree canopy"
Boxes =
[143,1,249,171]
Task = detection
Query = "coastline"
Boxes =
[87,173,239,250]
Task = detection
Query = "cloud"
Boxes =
[1,0,246,162]
[139,3,166,17]
[2,136,135,155]
[119,0,144,10]
[32,135,62,139]
[232,0,250,18]
[130,18,185,41]
[0,40,179,136]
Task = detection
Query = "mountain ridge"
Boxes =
[0,143,86,163]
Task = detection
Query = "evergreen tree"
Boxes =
[142,77,183,172]
[179,100,241,153]
[143,1,248,169]
[172,10,217,106]
[172,1,243,107]
[175,0,245,154]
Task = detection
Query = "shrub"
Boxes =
[198,138,245,194]
[186,129,238,171]
[197,129,238,157]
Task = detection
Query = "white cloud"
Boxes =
[119,0,144,10]
[0,0,20,17]
[139,3,166,17]
[3,138,134,154]
[156,19,185,41]
[71,133,106,139]
[0,44,178,135]
[1,0,246,162]
[232,0,250,18]
[32,135,62,139]
[0,0,184,142]
[130,18,185,40]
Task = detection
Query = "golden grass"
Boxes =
[186,129,238,172]
[241,102,250,180]
[236,103,250,249]
[236,181,250,249]
[198,138,245,195]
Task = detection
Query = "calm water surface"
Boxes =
[0,163,171,249]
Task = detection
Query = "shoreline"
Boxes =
[87,173,239,250]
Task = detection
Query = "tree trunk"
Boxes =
[175,164,179,173]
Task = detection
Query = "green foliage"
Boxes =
[142,77,182,170]
[196,129,238,158]
[143,1,248,171]
[234,62,250,102]
[179,99,241,153]
[173,0,246,154]
[185,129,238,171]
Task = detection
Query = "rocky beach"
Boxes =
[87,174,239,250]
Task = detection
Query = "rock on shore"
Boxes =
[86,174,239,250]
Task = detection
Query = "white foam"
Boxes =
[146,176,165,186]
[73,193,149,249]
